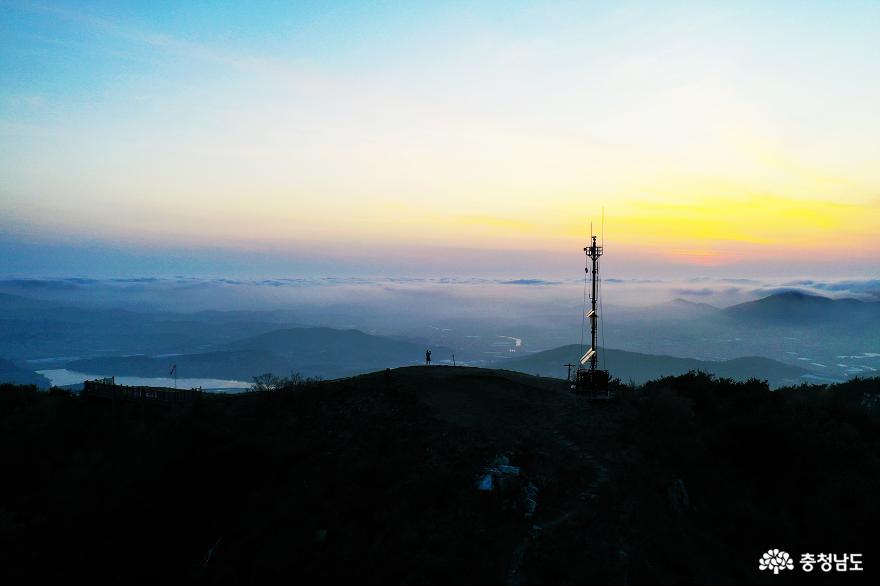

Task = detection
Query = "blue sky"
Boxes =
[2,1,879,278]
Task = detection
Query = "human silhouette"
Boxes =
[425,349,432,365]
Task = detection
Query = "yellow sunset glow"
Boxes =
[2,1,879,275]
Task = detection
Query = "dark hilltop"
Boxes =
[2,366,879,584]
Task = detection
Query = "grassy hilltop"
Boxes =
[2,368,879,585]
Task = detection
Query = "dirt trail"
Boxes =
[505,448,610,586]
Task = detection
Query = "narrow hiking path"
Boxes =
[392,367,622,586]
[505,431,613,586]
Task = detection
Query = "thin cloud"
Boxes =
[498,279,561,286]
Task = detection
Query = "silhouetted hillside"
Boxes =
[623,297,721,320]
[66,349,280,381]
[500,345,808,387]
[223,327,449,363]
[67,328,451,380]
[0,357,50,388]
[723,290,880,325]
[2,370,879,584]
[0,292,301,362]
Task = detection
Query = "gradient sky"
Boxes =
[1,1,879,278]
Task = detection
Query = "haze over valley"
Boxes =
[3,276,877,390]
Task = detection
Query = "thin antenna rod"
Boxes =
[574,211,609,397]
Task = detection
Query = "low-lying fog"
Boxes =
[2,275,877,313]
[1,276,878,383]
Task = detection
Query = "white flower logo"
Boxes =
[759,549,793,574]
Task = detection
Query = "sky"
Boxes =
[1,1,879,278]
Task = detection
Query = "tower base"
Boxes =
[572,368,611,398]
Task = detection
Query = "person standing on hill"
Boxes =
[425,349,432,366]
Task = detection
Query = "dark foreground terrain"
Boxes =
[2,368,879,585]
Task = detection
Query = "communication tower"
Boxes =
[573,231,610,397]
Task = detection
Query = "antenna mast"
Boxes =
[586,234,602,372]
[574,225,610,397]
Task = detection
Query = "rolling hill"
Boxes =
[66,327,450,381]
[499,344,809,387]
[3,368,879,584]
[0,292,303,362]
[0,358,51,388]
[722,290,880,325]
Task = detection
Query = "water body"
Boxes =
[38,369,250,392]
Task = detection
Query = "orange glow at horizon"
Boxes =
[2,2,879,274]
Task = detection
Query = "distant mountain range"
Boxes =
[498,345,809,388]
[721,290,880,325]
[0,358,50,388]
[3,288,876,386]
[0,292,303,362]
[66,327,450,381]
[618,290,880,326]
